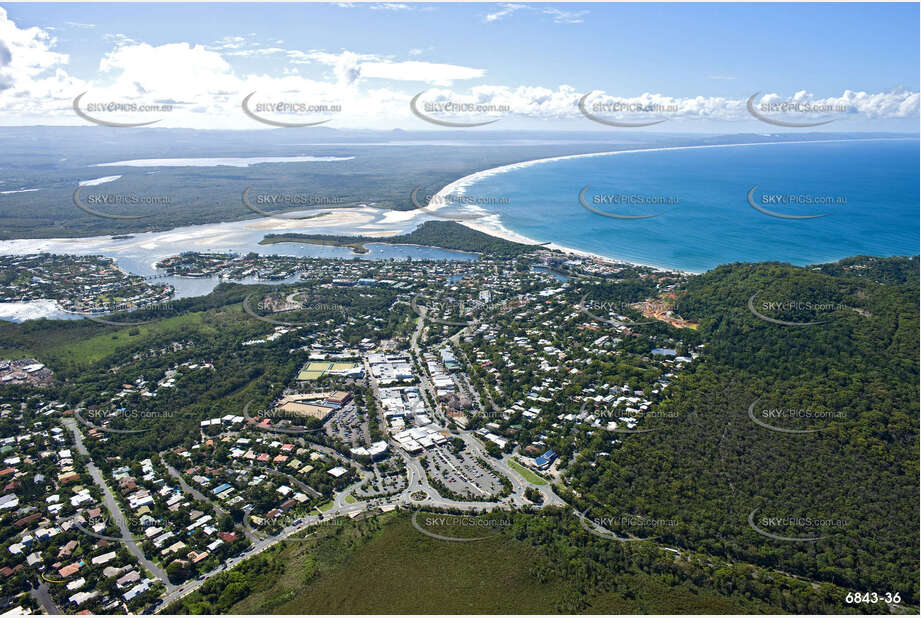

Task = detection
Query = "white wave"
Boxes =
[0,188,39,195]
[433,137,915,273]
[0,300,74,322]
[79,175,122,186]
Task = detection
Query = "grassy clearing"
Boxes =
[52,312,211,364]
[0,310,214,367]
[508,458,547,485]
[262,514,573,614]
[217,513,769,615]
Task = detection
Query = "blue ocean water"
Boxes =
[462,139,919,272]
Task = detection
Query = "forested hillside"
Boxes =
[567,256,919,602]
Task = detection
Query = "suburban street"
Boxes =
[54,300,567,616]
[64,419,176,594]
[29,581,59,615]
[163,460,258,544]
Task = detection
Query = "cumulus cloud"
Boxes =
[0,40,11,67]
[748,89,920,120]
[0,8,916,130]
[0,7,81,103]
[409,87,919,124]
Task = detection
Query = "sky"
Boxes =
[0,2,918,131]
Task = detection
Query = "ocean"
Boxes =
[448,139,919,272]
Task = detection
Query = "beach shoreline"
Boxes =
[428,137,916,275]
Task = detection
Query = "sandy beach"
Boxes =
[425,137,915,275]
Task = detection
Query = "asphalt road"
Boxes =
[163,460,258,544]
[29,581,60,615]
[64,419,175,593]
[157,307,565,611]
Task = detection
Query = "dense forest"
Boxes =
[261,221,537,258]
[566,255,919,602]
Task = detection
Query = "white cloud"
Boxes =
[103,33,137,47]
[409,87,920,124]
[541,7,587,24]
[0,8,915,130]
[289,50,375,85]
[211,35,246,50]
[291,50,484,86]
[0,6,80,99]
[98,42,239,96]
[484,4,586,24]
[369,3,412,10]
[824,88,920,118]
[484,4,525,23]
[361,60,484,86]
[225,47,287,57]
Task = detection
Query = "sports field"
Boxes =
[296,361,359,380]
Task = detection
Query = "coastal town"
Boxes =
[0,247,729,614]
[0,255,173,318]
